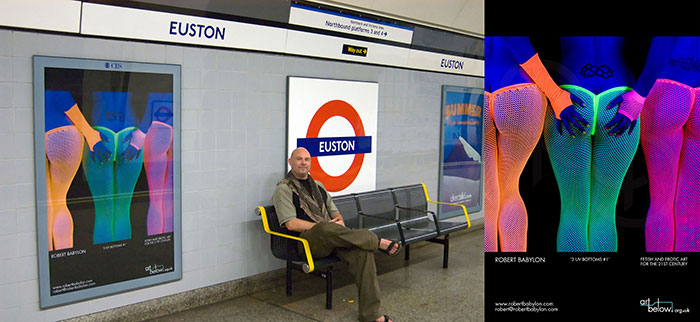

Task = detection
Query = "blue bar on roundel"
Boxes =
[297,136,372,157]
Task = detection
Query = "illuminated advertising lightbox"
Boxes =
[287,77,378,194]
[439,86,483,218]
[33,56,182,308]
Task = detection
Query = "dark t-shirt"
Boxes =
[293,179,326,223]
[299,178,313,195]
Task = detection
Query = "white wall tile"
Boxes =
[11,57,31,83]
[0,234,19,260]
[11,83,31,109]
[17,280,39,307]
[182,68,201,90]
[15,207,35,233]
[0,209,17,235]
[15,231,36,256]
[0,30,12,57]
[0,307,20,322]
[0,184,17,211]
[165,45,184,65]
[0,57,12,82]
[0,83,12,109]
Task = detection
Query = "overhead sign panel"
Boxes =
[81,2,288,53]
[130,0,293,24]
[408,48,484,77]
[5,2,482,76]
[288,3,414,44]
[285,29,411,67]
[0,0,80,33]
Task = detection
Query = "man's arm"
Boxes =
[318,181,344,227]
[284,218,317,232]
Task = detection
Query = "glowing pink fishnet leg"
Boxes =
[641,79,692,252]
[47,160,53,251]
[144,121,174,235]
[494,84,546,252]
[163,147,174,233]
[673,87,700,251]
[484,92,499,251]
[46,126,83,250]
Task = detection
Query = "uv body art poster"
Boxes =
[34,56,182,308]
[439,86,483,218]
[483,35,700,321]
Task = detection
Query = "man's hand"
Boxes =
[330,216,345,227]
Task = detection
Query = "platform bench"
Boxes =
[257,183,470,309]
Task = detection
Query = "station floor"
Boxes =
[146,227,485,322]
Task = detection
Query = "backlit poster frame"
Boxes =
[438,85,484,219]
[286,76,378,195]
[483,34,700,321]
[33,56,182,308]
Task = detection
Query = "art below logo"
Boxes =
[145,264,166,275]
[450,191,470,203]
[640,298,690,314]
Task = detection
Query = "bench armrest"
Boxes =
[420,183,471,229]
[425,200,471,228]
[395,206,441,235]
[257,206,317,273]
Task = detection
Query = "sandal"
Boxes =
[378,240,401,257]
[377,315,393,322]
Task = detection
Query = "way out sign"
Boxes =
[287,77,378,194]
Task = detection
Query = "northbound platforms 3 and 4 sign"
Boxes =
[287,77,378,194]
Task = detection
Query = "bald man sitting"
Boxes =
[272,148,400,322]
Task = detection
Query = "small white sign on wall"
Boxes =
[287,77,378,195]
[289,3,414,44]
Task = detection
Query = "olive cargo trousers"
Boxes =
[300,221,382,322]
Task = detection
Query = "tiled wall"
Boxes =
[0,29,482,321]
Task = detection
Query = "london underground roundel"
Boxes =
[287,77,378,194]
[301,100,369,191]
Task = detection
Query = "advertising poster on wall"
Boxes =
[287,77,378,195]
[439,86,483,219]
[483,34,700,321]
[33,56,182,308]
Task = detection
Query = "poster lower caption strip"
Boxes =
[494,256,546,263]
[640,256,689,267]
[494,301,559,313]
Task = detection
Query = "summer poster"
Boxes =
[439,86,483,219]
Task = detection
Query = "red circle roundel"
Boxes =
[306,100,365,192]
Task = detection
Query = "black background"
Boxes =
[485,1,700,321]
